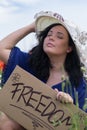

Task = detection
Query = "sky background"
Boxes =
[0,0,87,51]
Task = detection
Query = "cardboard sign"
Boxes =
[0,65,87,130]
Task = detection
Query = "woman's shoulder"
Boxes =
[9,47,30,64]
[2,47,31,84]
[11,46,29,57]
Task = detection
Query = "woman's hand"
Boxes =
[55,89,73,104]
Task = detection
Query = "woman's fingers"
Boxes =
[55,89,73,104]
[55,88,59,93]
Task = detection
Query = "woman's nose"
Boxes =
[49,35,55,40]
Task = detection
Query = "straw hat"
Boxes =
[34,11,87,78]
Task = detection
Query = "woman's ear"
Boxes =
[67,47,72,53]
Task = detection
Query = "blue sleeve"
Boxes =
[3,47,30,84]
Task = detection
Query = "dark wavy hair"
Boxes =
[29,23,83,87]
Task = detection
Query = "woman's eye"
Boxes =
[47,33,63,39]
[47,33,52,36]
[57,35,63,39]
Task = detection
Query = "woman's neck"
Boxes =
[50,56,65,72]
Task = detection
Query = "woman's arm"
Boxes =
[0,22,35,64]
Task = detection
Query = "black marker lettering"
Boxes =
[11,83,24,99]
[35,95,51,113]
[41,101,56,117]
[26,91,41,108]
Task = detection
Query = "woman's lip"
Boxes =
[47,43,54,47]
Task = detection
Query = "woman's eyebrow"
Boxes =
[49,30,64,35]
[48,30,64,37]
[57,31,64,36]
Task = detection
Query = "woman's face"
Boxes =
[43,25,71,57]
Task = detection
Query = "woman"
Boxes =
[0,11,87,130]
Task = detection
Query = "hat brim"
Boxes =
[35,16,65,33]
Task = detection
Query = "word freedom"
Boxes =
[10,82,71,127]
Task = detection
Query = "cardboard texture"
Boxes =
[0,65,87,130]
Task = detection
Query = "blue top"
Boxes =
[2,47,87,112]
